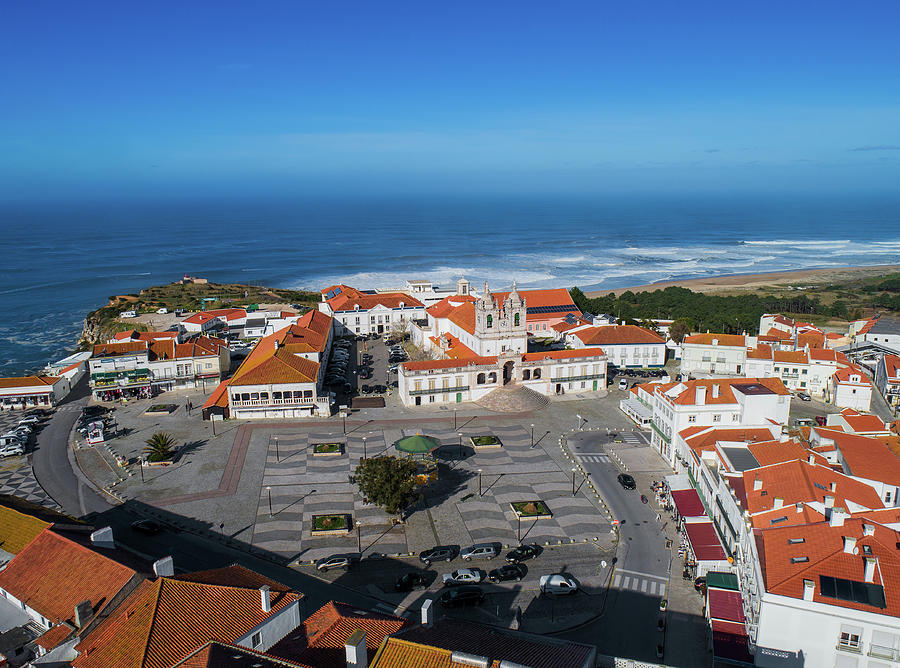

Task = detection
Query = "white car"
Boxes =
[442,568,485,587]
[0,443,25,457]
[17,416,41,425]
[539,574,578,595]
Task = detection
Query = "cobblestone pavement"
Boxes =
[0,409,58,508]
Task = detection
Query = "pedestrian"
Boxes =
[188,399,193,414]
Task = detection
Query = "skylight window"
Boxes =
[790,556,809,563]
[788,538,806,544]
[770,516,788,525]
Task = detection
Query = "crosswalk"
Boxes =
[621,432,644,444]
[578,453,611,464]
[612,569,668,597]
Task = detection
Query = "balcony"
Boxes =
[869,644,900,661]
[551,373,606,383]
[781,372,799,379]
[836,641,862,655]
[91,370,151,387]
[409,385,469,396]
[230,397,316,407]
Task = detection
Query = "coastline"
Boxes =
[585,264,900,298]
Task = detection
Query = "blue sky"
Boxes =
[2,1,899,199]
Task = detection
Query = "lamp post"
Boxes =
[356,520,362,553]
[458,432,463,459]
[478,469,483,496]
[362,436,367,460]
[517,515,522,543]
[576,414,583,431]
[342,410,348,435]
[274,436,280,463]
[139,457,145,483]
[454,409,458,430]
[530,423,535,447]
[267,486,273,516]
[572,467,578,496]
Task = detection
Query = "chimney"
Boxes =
[843,536,857,553]
[421,599,434,627]
[795,502,804,513]
[830,481,837,492]
[259,585,271,613]
[753,478,763,491]
[774,497,784,509]
[152,556,174,578]
[345,629,367,668]
[830,508,847,527]
[803,579,815,601]
[74,600,93,628]
[712,384,720,399]
[808,454,816,464]
[696,386,707,405]
[864,524,876,536]
[712,338,719,346]
[865,557,877,583]
[824,495,835,509]
[90,526,114,549]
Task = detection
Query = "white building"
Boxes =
[875,354,900,413]
[147,336,230,393]
[565,325,666,368]
[649,378,791,467]
[831,364,874,412]
[862,316,900,353]
[681,333,754,376]
[743,345,842,397]
[0,375,72,410]
[318,284,426,337]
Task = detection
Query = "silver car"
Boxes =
[460,544,497,561]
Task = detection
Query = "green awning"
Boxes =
[395,434,441,455]
[706,571,739,591]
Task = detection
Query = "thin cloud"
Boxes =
[850,144,900,152]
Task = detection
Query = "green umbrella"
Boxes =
[395,433,442,455]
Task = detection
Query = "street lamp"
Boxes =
[267,486,273,516]
[458,433,463,459]
[530,423,535,447]
[362,436,367,460]
[454,409,458,430]
[576,414,583,431]
[355,520,362,553]
[572,467,578,496]
[274,436,280,462]
[517,515,522,542]
[342,410,348,434]
[478,468,483,496]
[139,457,145,483]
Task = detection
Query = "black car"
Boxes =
[394,571,429,592]
[130,519,163,535]
[81,406,108,418]
[419,545,456,565]
[617,473,637,490]
[439,585,484,608]
[361,384,372,394]
[373,384,387,394]
[505,544,541,563]
[488,563,527,582]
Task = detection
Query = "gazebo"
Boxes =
[394,434,442,457]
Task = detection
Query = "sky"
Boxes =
[1,0,899,200]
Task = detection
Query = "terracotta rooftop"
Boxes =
[426,295,478,319]
[446,302,477,335]
[838,408,887,433]
[0,505,50,555]
[402,356,498,372]
[659,377,790,407]
[573,325,664,346]
[0,375,61,389]
[91,341,148,358]
[229,321,328,386]
[683,333,748,347]
[522,347,606,361]
[174,641,312,667]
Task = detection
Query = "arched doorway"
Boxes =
[502,361,515,385]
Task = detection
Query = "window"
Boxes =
[788,538,805,544]
[688,415,696,423]
[429,395,435,403]
[486,315,493,328]
[522,369,531,381]
[713,414,721,422]
[260,392,268,401]
[514,313,520,326]
[731,413,740,421]
[838,627,861,651]
[533,368,541,379]
[476,373,486,385]
[251,632,262,648]
[273,391,282,400]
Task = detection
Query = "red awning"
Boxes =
[684,521,727,561]
[712,620,753,664]
[672,489,706,518]
[709,589,745,623]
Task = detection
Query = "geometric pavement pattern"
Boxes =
[0,465,60,509]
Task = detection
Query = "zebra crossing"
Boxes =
[612,569,668,597]
[577,452,611,464]
[620,432,645,444]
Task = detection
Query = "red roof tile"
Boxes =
[402,356,498,372]
[684,333,748,347]
[573,325,664,346]
[521,348,606,361]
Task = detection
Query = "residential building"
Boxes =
[180,308,301,339]
[226,310,334,419]
[876,354,900,413]
[181,308,248,333]
[743,345,842,397]
[110,329,181,344]
[147,336,230,393]
[0,375,71,409]
[566,324,666,368]
[831,364,874,411]
[71,565,303,667]
[318,284,426,337]
[862,316,900,353]
[681,333,754,376]
[649,378,791,466]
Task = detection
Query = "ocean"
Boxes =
[1,192,899,376]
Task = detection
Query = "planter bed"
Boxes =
[310,513,352,536]
[510,500,553,520]
[144,404,177,416]
[312,442,344,457]
[469,435,503,450]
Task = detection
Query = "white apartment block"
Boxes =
[681,333,755,376]
[319,284,426,337]
[565,325,666,368]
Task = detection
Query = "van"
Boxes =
[119,311,137,318]
[460,544,498,561]
[618,378,628,390]
[156,308,169,314]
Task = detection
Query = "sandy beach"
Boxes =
[586,264,900,298]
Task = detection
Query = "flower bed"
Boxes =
[312,442,344,456]
[311,513,352,536]
[145,404,177,415]
[469,435,502,450]
[510,500,552,520]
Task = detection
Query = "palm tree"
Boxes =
[143,432,176,462]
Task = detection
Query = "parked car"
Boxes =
[439,585,484,608]
[372,385,387,394]
[130,519,164,535]
[394,571,429,592]
[442,568,485,586]
[315,554,357,572]
[618,378,628,390]
[419,546,456,565]
[17,416,41,425]
[488,564,527,582]
[0,443,25,457]
[539,574,578,595]
[0,435,26,448]
[505,544,542,563]
[797,392,811,401]
[460,544,497,561]
[617,473,637,490]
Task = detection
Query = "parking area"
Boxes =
[0,408,57,507]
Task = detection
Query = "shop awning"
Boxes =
[684,521,728,562]
[708,589,745,623]
[706,571,739,591]
[672,489,706,518]
[711,620,753,665]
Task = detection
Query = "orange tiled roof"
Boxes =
[746,439,810,467]
[35,623,75,651]
[681,427,777,455]
[808,348,838,362]
[773,350,809,364]
[329,290,423,312]
[91,341,148,357]
[0,528,138,628]
[756,519,900,616]
[573,325,664,346]
[113,330,180,342]
[883,354,900,379]
[202,379,230,410]
[838,408,886,433]
[402,356,498,372]
[826,430,900,485]
[0,505,50,555]
[371,638,463,668]
[683,333,748,347]
[269,601,409,668]
[833,364,871,385]
[522,348,606,361]
[182,309,247,325]
[175,641,313,667]
[747,344,773,360]
[426,295,478,319]
[761,328,793,341]
[446,302,477,335]
[72,566,302,668]
[660,377,790,407]
[492,288,578,314]
[229,319,329,386]
[430,333,477,360]
[0,375,61,389]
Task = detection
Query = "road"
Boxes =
[559,430,673,663]
[31,376,112,517]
